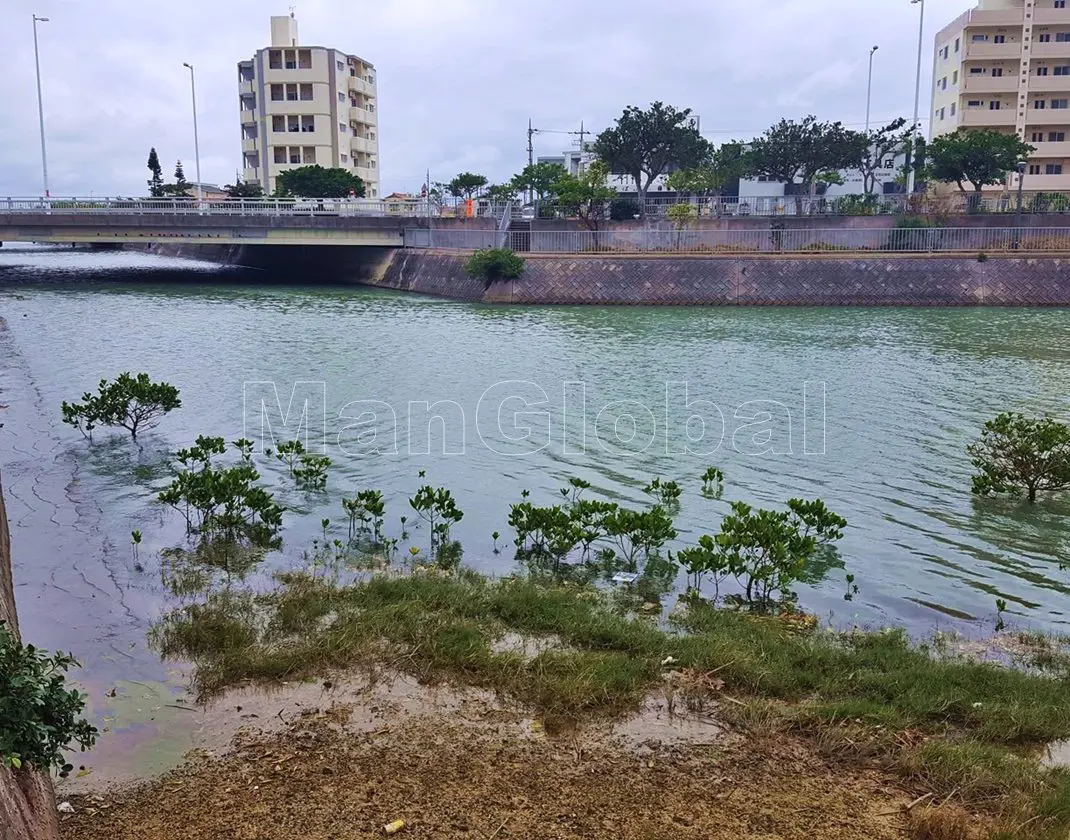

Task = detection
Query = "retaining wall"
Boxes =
[370,251,1070,306]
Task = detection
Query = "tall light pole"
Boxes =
[182,62,203,204]
[1014,162,1026,249]
[32,14,50,198]
[866,45,879,135]
[907,0,925,195]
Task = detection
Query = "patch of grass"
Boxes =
[151,570,1070,838]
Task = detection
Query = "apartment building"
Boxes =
[237,15,379,197]
[930,0,1070,191]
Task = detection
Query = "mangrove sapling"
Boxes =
[131,529,142,564]
[712,497,847,611]
[232,438,254,463]
[643,477,682,506]
[570,499,616,558]
[61,372,181,440]
[274,439,306,475]
[675,535,731,600]
[293,453,331,489]
[409,485,463,552]
[563,477,591,505]
[968,412,1070,503]
[492,531,501,553]
[701,466,725,496]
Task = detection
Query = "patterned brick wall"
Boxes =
[370,252,1070,306]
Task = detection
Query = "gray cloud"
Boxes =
[0,0,973,197]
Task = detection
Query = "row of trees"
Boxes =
[146,147,367,200]
[441,103,1035,218]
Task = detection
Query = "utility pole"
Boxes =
[571,121,587,174]
[526,119,541,203]
[907,0,925,195]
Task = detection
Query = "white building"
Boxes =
[237,14,379,196]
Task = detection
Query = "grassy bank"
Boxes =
[152,568,1070,838]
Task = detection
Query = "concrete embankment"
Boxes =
[0,475,60,840]
[367,251,1070,306]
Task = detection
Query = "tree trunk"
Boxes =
[0,473,61,840]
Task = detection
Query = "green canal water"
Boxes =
[1,245,1069,727]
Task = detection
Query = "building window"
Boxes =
[955,37,961,51]
[994,34,1006,44]
[992,67,1004,76]
[1033,131,1045,141]
[938,107,946,120]
[285,83,298,101]
[1036,100,1048,108]
[1040,33,1053,41]
[341,153,349,164]
[301,116,315,132]
[1056,66,1070,75]
[972,34,988,42]
[298,49,312,69]
[1030,163,1042,174]
[269,50,282,69]
[1058,1,1067,8]
[287,116,299,132]
[272,115,285,132]
[1050,131,1067,141]
[990,100,1002,110]
[300,83,313,101]
[967,99,983,107]
[970,66,984,75]
[1039,66,1051,75]
[284,50,296,70]
[950,102,957,116]
[1054,98,1069,108]
[336,60,345,71]
[1046,163,1064,174]
[339,122,348,133]
[1058,32,1070,41]
[274,147,286,164]
[289,148,301,164]
[953,70,959,83]
[303,146,316,164]
[942,46,949,59]
[270,83,284,101]
[338,92,345,103]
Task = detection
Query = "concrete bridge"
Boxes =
[0,197,503,247]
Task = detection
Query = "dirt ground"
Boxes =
[58,674,919,840]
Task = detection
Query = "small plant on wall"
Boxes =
[465,248,525,288]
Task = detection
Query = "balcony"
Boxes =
[1018,173,1070,191]
[1028,74,1070,92]
[960,108,1017,126]
[353,166,376,183]
[961,75,1018,93]
[1029,107,1070,123]
[1029,141,1070,157]
[239,81,255,96]
[349,105,376,125]
[968,8,1025,26]
[964,41,1021,59]
[1033,8,1070,24]
[242,167,260,183]
[240,109,257,125]
[350,136,375,154]
[347,75,370,94]
[242,137,258,153]
[1032,41,1070,59]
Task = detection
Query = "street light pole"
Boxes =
[907,0,925,195]
[31,14,50,198]
[866,45,879,135]
[865,45,879,195]
[182,62,203,204]
[1014,162,1026,249]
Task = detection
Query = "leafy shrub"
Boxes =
[643,477,682,505]
[0,621,97,775]
[609,198,640,221]
[465,248,525,287]
[61,372,181,440]
[683,498,846,611]
[968,413,1070,503]
[884,216,935,252]
[409,486,464,551]
[701,466,724,495]
[157,436,284,552]
[1031,192,1070,213]
[836,194,879,216]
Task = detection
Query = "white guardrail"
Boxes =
[407,226,1070,254]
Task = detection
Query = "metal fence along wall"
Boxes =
[405,227,1070,254]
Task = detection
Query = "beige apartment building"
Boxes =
[237,15,379,197]
[931,0,1070,191]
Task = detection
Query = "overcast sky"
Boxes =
[1,0,974,197]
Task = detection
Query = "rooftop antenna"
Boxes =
[289,5,296,18]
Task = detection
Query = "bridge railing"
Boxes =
[0,197,518,219]
[405,226,1070,254]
